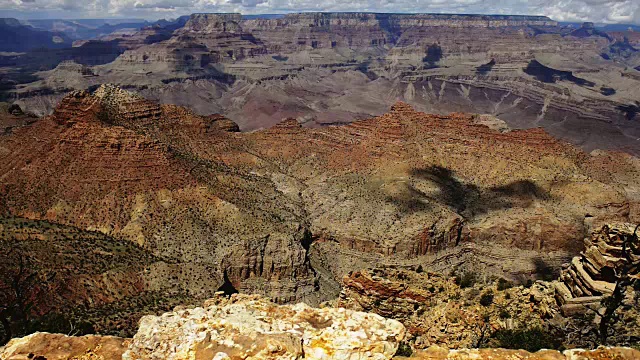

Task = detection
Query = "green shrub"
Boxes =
[493,327,562,352]
[395,341,413,357]
[497,278,513,291]
[479,291,494,306]
[455,272,477,288]
[467,288,481,299]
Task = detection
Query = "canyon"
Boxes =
[1,11,640,357]
[1,13,639,154]
[2,85,640,343]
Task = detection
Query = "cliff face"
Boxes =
[553,224,640,344]
[182,13,244,32]
[0,18,73,52]
[11,11,565,75]
[242,13,558,54]
[113,13,267,70]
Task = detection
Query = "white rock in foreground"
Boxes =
[123,294,406,360]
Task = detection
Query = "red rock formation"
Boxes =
[2,89,640,307]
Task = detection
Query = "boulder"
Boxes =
[0,332,129,360]
[123,294,406,360]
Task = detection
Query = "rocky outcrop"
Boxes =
[337,269,557,349]
[207,113,241,132]
[52,89,102,125]
[122,294,405,360]
[406,346,640,359]
[0,333,129,360]
[94,84,163,128]
[2,297,639,360]
[553,223,640,315]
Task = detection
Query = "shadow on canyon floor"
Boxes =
[389,166,552,219]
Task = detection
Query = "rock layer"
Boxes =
[7,12,640,154]
[0,333,129,360]
[553,223,640,315]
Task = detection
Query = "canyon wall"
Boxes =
[6,13,638,154]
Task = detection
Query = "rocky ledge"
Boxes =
[2,294,639,359]
[123,294,405,359]
[408,346,640,359]
[554,223,640,315]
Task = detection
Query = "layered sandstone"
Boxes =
[9,12,640,155]
[93,84,163,128]
[112,13,266,72]
[242,13,557,53]
[553,223,640,315]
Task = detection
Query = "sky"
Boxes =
[1,0,639,24]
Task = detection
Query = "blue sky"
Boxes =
[1,0,639,24]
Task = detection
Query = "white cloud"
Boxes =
[0,0,638,24]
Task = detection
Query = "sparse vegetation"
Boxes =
[454,272,478,289]
[479,291,494,307]
[492,327,562,352]
[395,341,413,357]
[497,278,513,291]
[0,217,207,343]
